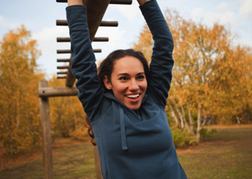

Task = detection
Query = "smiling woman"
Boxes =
[66,0,187,178]
[101,49,148,110]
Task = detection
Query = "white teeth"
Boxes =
[126,94,140,98]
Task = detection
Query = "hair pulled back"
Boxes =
[86,49,149,146]
[98,49,149,90]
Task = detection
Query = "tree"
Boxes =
[0,25,44,155]
[48,75,88,140]
[133,10,252,142]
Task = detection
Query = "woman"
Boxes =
[66,0,187,178]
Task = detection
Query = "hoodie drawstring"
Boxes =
[119,107,128,151]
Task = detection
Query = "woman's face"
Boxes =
[103,56,147,110]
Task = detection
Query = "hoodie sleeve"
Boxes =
[66,5,104,121]
[140,0,174,108]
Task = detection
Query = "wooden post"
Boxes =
[39,80,53,179]
[94,146,103,179]
[38,82,103,178]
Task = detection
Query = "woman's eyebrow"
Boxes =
[117,73,129,76]
[117,72,145,76]
[137,72,145,75]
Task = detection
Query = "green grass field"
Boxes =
[0,125,251,179]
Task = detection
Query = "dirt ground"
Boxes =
[0,125,252,179]
[0,138,85,171]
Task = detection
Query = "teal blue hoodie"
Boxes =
[67,0,187,178]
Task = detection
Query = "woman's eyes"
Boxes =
[119,75,145,81]
[119,76,128,81]
[137,75,145,80]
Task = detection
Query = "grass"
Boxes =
[0,125,252,179]
[0,139,96,179]
[178,125,252,179]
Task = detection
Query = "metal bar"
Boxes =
[39,87,79,97]
[56,0,132,4]
[56,20,118,27]
[57,49,101,53]
[57,59,70,62]
[57,37,109,42]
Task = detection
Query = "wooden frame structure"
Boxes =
[38,0,132,179]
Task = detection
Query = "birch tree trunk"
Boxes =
[180,104,190,132]
[196,103,202,142]
[187,104,195,134]
[171,98,184,129]
[167,100,179,126]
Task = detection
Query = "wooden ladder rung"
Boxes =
[57,59,70,62]
[57,72,68,75]
[57,37,109,42]
[57,76,67,79]
[56,0,132,5]
[56,20,118,27]
[57,66,69,69]
[57,49,101,53]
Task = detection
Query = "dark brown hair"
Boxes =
[98,49,149,91]
[86,49,149,145]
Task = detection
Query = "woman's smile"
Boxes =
[126,93,141,103]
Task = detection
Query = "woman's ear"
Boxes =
[103,75,112,90]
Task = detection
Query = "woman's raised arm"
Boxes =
[137,0,150,5]
[139,0,174,107]
[68,0,83,6]
[66,2,104,121]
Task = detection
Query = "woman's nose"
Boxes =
[129,79,139,90]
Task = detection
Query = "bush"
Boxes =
[171,127,197,147]
[200,128,217,138]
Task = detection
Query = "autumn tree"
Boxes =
[209,46,252,124]
[48,75,88,141]
[0,25,44,155]
[133,10,252,142]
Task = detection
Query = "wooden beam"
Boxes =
[39,81,54,179]
[57,72,68,75]
[109,0,132,4]
[56,49,71,54]
[93,37,109,42]
[57,37,109,42]
[39,87,78,97]
[57,66,68,69]
[56,0,132,5]
[57,76,67,79]
[56,20,118,27]
[57,49,101,53]
[57,59,70,62]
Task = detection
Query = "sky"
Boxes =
[0,0,251,79]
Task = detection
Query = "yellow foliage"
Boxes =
[133,9,252,131]
[0,25,44,155]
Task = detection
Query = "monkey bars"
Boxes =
[39,1,132,179]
